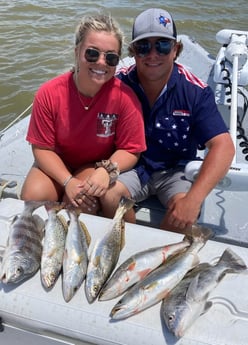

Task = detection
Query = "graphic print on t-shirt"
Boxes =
[97,113,118,137]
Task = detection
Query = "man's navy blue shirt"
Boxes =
[117,63,228,185]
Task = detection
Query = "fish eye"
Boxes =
[16,267,23,274]
[168,313,175,322]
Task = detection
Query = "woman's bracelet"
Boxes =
[63,175,73,188]
[95,160,120,185]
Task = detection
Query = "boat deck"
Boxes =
[0,198,248,345]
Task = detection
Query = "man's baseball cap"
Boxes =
[131,8,177,44]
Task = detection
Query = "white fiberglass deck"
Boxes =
[0,198,248,345]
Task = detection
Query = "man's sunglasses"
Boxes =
[84,48,120,67]
[132,39,174,57]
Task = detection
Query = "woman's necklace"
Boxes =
[77,91,94,111]
[74,73,94,111]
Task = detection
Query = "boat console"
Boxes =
[185,29,248,192]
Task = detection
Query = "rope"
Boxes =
[0,103,33,138]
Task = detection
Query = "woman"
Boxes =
[21,13,146,215]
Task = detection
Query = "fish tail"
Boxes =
[45,201,65,212]
[119,196,135,210]
[24,200,46,213]
[66,205,82,216]
[218,248,247,273]
[120,218,126,251]
[184,224,213,245]
[57,214,69,233]
[114,196,135,219]
[80,220,91,246]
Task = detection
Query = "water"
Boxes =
[0,0,247,130]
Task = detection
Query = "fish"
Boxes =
[0,200,45,284]
[62,206,91,302]
[161,247,247,338]
[85,196,135,303]
[99,236,191,301]
[110,224,213,320]
[40,201,67,289]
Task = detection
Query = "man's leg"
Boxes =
[155,169,192,233]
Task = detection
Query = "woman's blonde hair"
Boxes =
[75,13,123,56]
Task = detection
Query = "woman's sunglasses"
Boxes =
[132,39,174,57]
[84,48,120,67]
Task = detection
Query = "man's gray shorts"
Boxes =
[118,168,192,207]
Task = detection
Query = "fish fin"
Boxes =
[80,221,91,246]
[138,268,152,280]
[120,219,126,251]
[186,273,201,303]
[127,261,136,271]
[201,301,213,315]
[93,255,101,267]
[182,232,193,245]
[185,224,213,245]
[44,201,65,212]
[119,196,135,210]
[113,196,135,221]
[24,200,46,213]
[217,248,247,274]
[143,280,158,291]
[57,214,68,233]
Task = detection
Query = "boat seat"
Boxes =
[135,196,164,228]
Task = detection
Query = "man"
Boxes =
[101,8,235,233]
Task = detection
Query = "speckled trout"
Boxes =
[99,236,191,301]
[85,196,135,303]
[161,247,247,338]
[110,224,213,320]
[41,201,67,290]
[62,207,91,302]
[0,200,45,284]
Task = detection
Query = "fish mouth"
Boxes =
[109,302,130,320]
[110,305,123,318]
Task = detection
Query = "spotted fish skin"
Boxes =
[0,201,45,284]
[62,207,91,302]
[85,196,135,303]
[41,201,67,290]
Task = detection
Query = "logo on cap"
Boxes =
[158,15,171,28]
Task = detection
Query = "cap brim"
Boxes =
[130,32,176,44]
